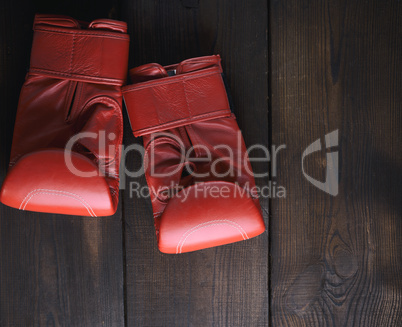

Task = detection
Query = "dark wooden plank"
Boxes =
[121,0,269,326]
[270,0,401,326]
[0,1,125,326]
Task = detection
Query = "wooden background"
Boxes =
[0,0,400,326]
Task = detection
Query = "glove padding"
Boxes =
[123,55,265,253]
[0,14,129,216]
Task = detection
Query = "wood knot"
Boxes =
[333,249,358,278]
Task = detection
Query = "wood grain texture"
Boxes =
[0,1,125,326]
[2,0,401,325]
[120,0,269,326]
[270,0,402,326]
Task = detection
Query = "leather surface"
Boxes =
[0,150,115,217]
[123,61,231,136]
[31,14,130,85]
[159,182,266,254]
[124,55,266,253]
[0,15,129,216]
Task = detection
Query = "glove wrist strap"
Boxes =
[123,66,231,137]
[30,25,129,86]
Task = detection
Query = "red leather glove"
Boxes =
[0,14,129,216]
[123,55,265,253]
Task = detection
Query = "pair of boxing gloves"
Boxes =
[0,15,265,253]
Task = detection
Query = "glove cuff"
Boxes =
[29,15,130,86]
[122,55,232,137]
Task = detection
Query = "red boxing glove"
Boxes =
[123,55,265,253]
[0,15,129,216]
